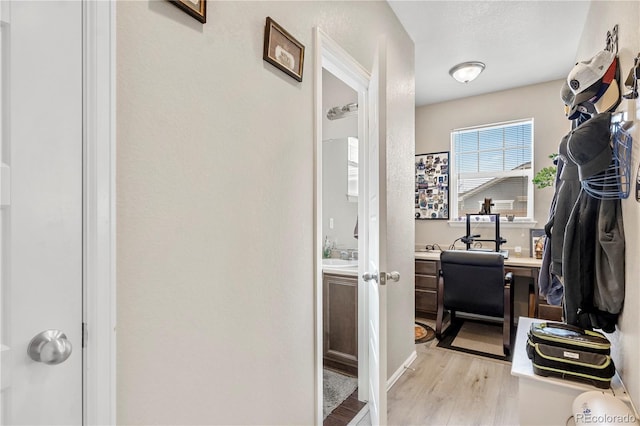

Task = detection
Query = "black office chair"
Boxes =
[436,250,514,355]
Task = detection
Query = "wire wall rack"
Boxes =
[582,119,633,200]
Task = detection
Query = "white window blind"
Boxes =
[451,119,534,220]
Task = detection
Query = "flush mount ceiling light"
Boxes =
[449,61,486,83]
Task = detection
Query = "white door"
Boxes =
[0,1,83,424]
[362,38,388,426]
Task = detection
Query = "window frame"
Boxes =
[449,118,535,221]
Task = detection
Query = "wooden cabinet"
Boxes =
[415,259,439,317]
[504,265,537,318]
[503,265,563,321]
[538,301,563,321]
[323,273,358,376]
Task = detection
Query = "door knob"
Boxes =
[362,272,378,283]
[363,271,400,285]
[385,271,400,282]
[27,330,72,365]
[379,271,401,285]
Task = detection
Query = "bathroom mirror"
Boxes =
[323,137,359,250]
[347,137,358,201]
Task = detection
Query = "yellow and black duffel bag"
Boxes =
[526,322,615,389]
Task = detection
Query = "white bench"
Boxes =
[511,317,634,425]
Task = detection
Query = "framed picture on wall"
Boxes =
[415,151,449,220]
[169,0,206,23]
[530,228,545,258]
[263,17,305,82]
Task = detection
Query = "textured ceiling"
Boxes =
[387,1,592,106]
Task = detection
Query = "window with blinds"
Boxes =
[450,119,534,220]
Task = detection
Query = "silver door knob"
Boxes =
[385,271,400,282]
[362,272,378,283]
[27,330,72,365]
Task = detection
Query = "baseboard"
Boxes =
[386,350,417,391]
[323,357,358,377]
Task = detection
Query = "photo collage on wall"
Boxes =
[415,152,449,220]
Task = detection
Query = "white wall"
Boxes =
[116,1,414,423]
[415,80,570,255]
[573,0,640,412]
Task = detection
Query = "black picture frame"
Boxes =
[530,228,545,258]
[263,17,305,82]
[169,0,206,24]
[415,151,449,220]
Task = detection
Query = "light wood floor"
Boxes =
[387,322,519,426]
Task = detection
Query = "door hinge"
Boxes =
[82,322,87,348]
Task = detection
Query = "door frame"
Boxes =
[0,0,115,423]
[313,27,372,424]
[82,1,116,424]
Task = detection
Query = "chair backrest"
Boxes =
[440,250,505,318]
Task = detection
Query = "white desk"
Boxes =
[511,317,630,426]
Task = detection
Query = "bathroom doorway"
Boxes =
[320,69,361,422]
[314,29,387,425]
